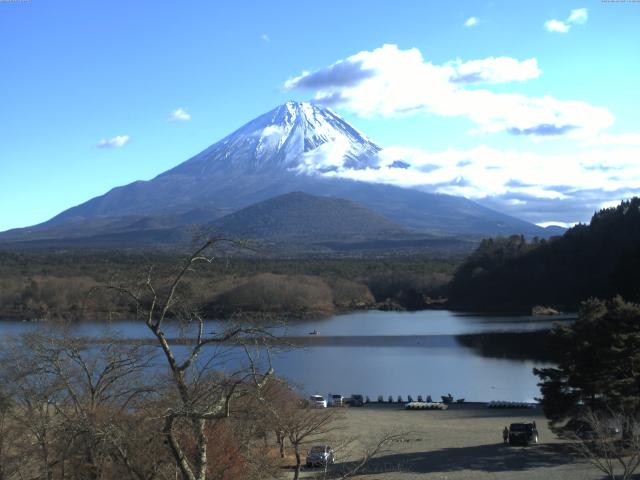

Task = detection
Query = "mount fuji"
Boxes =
[1,101,553,248]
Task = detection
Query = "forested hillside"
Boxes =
[449,198,640,312]
[0,251,457,320]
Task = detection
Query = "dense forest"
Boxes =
[0,250,458,321]
[535,296,640,426]
[448,198,640,312]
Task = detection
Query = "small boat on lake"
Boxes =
[309,329,320,335]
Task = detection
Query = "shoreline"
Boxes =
[0,332,555,363]
[0,309,578,324]
[0,332,549,346]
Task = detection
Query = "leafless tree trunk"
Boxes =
[277,430,286,459]
[284,405,339,480]
[91,239,274,480]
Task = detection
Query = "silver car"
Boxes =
[309,394,327,408]
[306,445,335,467]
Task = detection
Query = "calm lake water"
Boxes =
[0,310,572,402]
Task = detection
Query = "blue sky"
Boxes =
[1,0,639,231]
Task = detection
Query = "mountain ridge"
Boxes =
[209,191,407,240]
[1,101,555,247]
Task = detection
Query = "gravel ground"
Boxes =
[291,403,601,479]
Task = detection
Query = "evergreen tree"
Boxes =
[535,297,640,426]
[449,197,640,312]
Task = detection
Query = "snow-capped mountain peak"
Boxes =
[167,101,381,177]
[15,101,549,240]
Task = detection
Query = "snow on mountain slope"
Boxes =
[164,101,381,177]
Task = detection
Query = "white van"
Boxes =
[309,395,327,408]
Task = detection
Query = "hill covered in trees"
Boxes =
[448,198,640,312]
[210,192,407,240]
[0,250,457,320]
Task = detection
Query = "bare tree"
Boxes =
[568,408,640,480]
[256,382,341,480]
[0,327,160,480]
[91,239,275,480]
[7,362,62,480]
[287,407,340,480]
[253,379,408,480]
[330,431,409,479]
[0,388,23,480]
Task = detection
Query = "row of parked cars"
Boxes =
[305,394,361,469]
[308,393,365,408]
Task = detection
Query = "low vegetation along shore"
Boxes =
[0,251,456,321]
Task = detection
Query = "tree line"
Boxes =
[0,252,457,321]
[448,198,640,312]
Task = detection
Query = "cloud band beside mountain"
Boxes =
[284,44,613,138]
[301,141,640,225]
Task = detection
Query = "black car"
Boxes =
[508,422,538,446]
[349,394,365,407]
[306,445,336,467]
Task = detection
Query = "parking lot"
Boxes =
[293,402,600,479]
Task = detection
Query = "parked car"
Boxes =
[306,445,335,467]
[349,394,364,407]
[309,395,327,408]
[562,418,621,439]
[508,422,539,446]
[328,394,344,407]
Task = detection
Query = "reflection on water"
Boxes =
[270,343,545,403]
[277,310,574,336]
[0,310,572,402]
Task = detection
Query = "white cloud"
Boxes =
[537,221,576,228]
[168,107,191,122]
[600,199,623,210]
[297,137,353,174]
[261,125,285,137]
[97,135,130,148]
[313,143,640,223]
[464,17,479,27]
[568,8,588,24]
[581,132,640,147]
[284,44,613,138]
[449,56,541,84]
[261,33,270,42]
[317,144,640,197]
[544,19,569,33]
[545,8,588,33]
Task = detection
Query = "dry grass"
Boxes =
[290,403,600,479]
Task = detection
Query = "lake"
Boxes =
[0,310,572,402]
